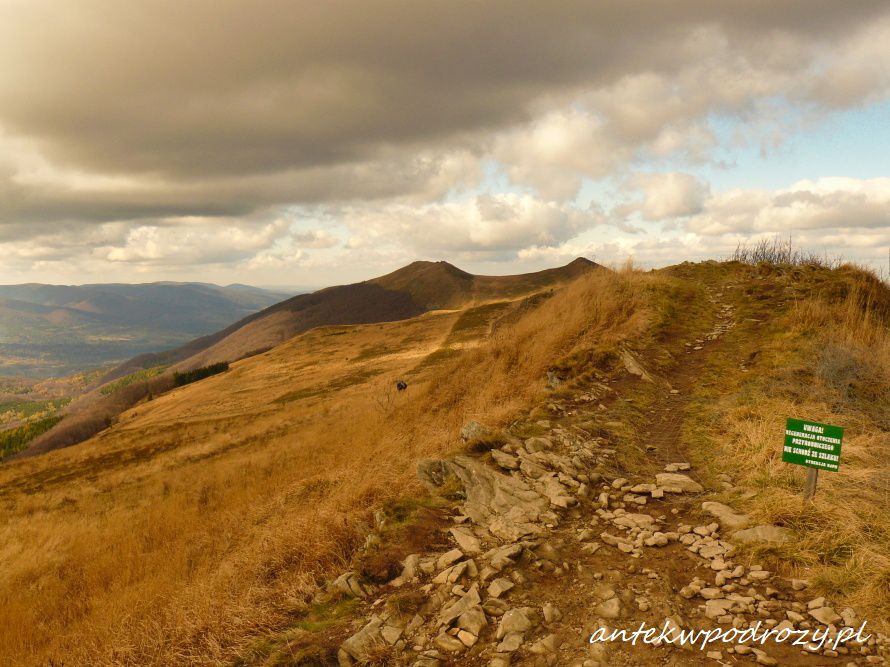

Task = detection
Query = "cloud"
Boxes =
[686,177,890,234]
[1,2,888,227]
[0,2,889,283]
[338,193,604,258]
[627,173,711,220]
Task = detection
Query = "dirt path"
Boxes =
[307,276,888,667]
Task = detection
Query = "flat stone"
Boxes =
[330,572,368,599]
[810,606,843,625]
[701,501,751,531]
[529,633,561,654]
[791,578,809,591]
[460,421,488,441]
[418,457,549,541]
[482,598,510,617]
[542,603,562,623]
[380,625,403,645]
[457,630,478,647]
[488,578,515,598]
[704,599,734,619]
[655,473,704,493]
[439,585,481,626]
[496,632,523,653]
[341,616,384,661]
[732,525,792,544]
[491,449,519,470]
[497,607,538,639]
[437,548,464,570]
[457,607,488,636]
[434,633,466,653]
[450,527,482,555]
[524,436,553,453]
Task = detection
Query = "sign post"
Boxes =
[782,417,844,500]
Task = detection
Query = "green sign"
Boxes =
[782,418,844,472]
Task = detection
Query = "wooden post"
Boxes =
[803,468,819,500]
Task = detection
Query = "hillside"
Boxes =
[0,259,887,666]
[0,282,292,378]
[14,258,599,459]
[111,258,599,377]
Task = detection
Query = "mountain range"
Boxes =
[0,282,293,377]
[106,258,597,381]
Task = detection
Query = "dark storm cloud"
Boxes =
[0,0,887,227]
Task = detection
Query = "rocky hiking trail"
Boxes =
[322,284,888,667]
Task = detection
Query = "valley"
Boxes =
[0,282,293,378]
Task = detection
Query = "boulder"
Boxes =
[419,456,550,541]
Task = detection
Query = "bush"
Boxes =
[173,362,229,387]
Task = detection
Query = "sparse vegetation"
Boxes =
[731,236,840,268]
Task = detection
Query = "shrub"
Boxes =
[173,362,229,387]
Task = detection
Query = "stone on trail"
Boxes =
[450,527,482,555]
[655,473,704,493]
[457,606,488,636]
[701,501,751,531]
[418,456,550,541]
[487,577,515,598]
[496,632,523,653]
[810,606,843,625]
[497,607,538,639]
[621,349,654,382]
[329,571,368,599]
[439,585,481,626]
[340,616,384,662]
[594,597,622,619]
[491,449,519,470]
[732,525,793,544]
[434,633,466,653]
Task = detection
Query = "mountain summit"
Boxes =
[109,258,600,378]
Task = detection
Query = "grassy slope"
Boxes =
[0,262,886,665]
[676,262,890,620]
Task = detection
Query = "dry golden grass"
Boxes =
[0,267,657,666]
[696,263,890,630]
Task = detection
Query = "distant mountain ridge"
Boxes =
[0,282,294,378]
[108,258,600,379]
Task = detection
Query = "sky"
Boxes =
[1,1,888,288]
